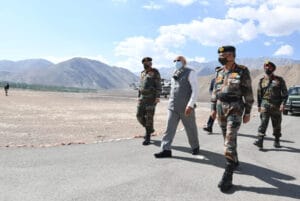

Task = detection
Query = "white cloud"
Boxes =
[237,20,258,41]
[225,0,261,6]
[157,24,187,48]
[191,56,206,63]
[114,0,300,71]
[227,3,300,37]
[199,1,210,6]
[143,1,163,10]
[167,0,197,6]
[267,0,300,7]
[264,41,271,46]
[114,36,178,71]
[158,18,256,46]
[114,17,258,70]
[274,45,294,56]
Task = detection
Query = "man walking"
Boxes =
[154,55,200,158]
[137,57,161,145]
[211,46,254,192]
[4,83,9,96]
[254,61,288,149]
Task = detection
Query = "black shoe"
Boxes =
[142,135,150,146]
[154,150,172,158]
[234,160,239,169]
[254,137,264,150]
[192,146,200,155]
[218,171,233,192]
[203,127,212,134]
[273,140,281,148]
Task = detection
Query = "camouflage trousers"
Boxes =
[258,104,282,138]
[136,100,156,132]
[217,101,243,163]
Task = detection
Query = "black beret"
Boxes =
[264,60,276,70]
[218,46,236,54]
[141,57,152,63]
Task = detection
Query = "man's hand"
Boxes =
[155,98,160,104]
[258,107,261,113]
[279,104,284,112]
[185,106,193,116]
[211,110,217,119]
[243,114,250,124]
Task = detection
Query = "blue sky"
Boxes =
[0,0,300,72]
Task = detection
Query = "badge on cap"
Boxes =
[218,47,224,52]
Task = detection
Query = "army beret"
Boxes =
[218,46,236,54]
[141,57,152,63]
[264,60,276,69]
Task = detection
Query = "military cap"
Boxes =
[264,60,276,70]
[218,46,236,54]
[141,57,152,63]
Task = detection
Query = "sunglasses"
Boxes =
[174,59,181,62]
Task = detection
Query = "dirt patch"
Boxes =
[0,89,208,148]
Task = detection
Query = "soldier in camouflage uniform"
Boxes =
[254,61,288,149]
[211,46,254,192]
[137,57,162,146]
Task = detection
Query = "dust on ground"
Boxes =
[0,89,208,148]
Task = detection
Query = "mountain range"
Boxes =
[0,58,138,89]
[159,57,300,79]
[0,57,299,90]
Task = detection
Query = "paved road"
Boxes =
[1,109,300,201]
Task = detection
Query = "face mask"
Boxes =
[175,61,183,70]
[265,69,273,75]
[218,57,228,65]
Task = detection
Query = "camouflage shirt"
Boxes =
[257,75,288,107]
[138,68,162,100]
[211,64,254,114]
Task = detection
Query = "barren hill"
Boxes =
[0,58,138,89]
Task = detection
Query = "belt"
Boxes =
[217,93,241,103]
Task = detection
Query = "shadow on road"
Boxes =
[238,134,300,153]
[238,133,294,144]
[151,140,300,199]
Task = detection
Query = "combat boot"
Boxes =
[233,160,239,170]
[143,128,154,146]
[218,163,234,192]
[142,134,150,145]
[203,127,212,134]
[254,136,264,150]
[273,138,281,148]
[143,134,150,145]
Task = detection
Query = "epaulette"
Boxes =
[151,68,159,73]
[236,64,247,70]
[216,67,224,72]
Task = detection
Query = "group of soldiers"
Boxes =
[136,45,288,192]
